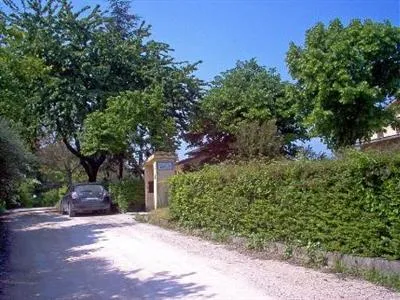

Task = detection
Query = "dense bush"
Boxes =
[109,178,145,212]
[16,180,67,208]
[42,186,67,207]
[169,150,400,259]
[17,178,40,207]
[0,118,34,208]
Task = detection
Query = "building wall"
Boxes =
[155,162,176,209]
[144,164,154,211]
[144,152,177,211]
[362,119,400,151]
[370,125,400,141]
[362,137,400,151]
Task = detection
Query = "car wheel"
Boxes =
[68,203,76,217]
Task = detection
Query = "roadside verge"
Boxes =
[134,208,400,292]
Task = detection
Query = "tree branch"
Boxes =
[63,138,84,160]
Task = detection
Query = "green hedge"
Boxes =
[169,151,400,259]
[109,178,145,212]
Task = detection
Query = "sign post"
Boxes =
[144,152,177,211]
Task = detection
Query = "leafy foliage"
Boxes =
[16,178,41,208]
[186,59,304,164]
[108,0,138,38]
[37,141,83,186]
[41,186,67,207]
[109,178,145,212]
[0,23,48,150]
[170,150,400,259]
[287,19,400,149]
[82,87,177,157]
[233,120,284,160]
[1,0,202,181]
[202,60,298,135]
[0,118,34,208]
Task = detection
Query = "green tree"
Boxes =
[287,19,400,150]
[37,140,83,187]
[233,120,283,160]
[108,0,138,38]
[0,23,48,150]
[186,59,304,163]
[0,117,34,208]
[1,0,202,181]
[81,87,177,178]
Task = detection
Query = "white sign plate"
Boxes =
[157,161,174,171]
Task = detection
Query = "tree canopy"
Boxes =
[1,0,399,192]
[37,140,82,187]
[81,87,177,171]
[0,23,48,150]
[0,0,202,181]
[186,59,304,163]
[287,19,400,150]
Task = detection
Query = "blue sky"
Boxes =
[130,0,399,82]
[79,0,399,83]
[42,1,400,156]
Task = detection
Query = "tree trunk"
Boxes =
[80,158,104,182]
[118,155,124,180]
[63,138,106,183]
[65,168,73,187]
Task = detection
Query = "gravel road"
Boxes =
[0,209,399,300]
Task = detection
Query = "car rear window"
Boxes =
[75,185,104,195]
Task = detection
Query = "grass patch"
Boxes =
[138,208,173,228]
[334,261,400,291]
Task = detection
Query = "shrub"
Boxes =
[0,118,34,208]
[233,120,284,160]
[17,178,41,207]
[42,186,67,207]
[169,150,400,259]
[109,178,145,213]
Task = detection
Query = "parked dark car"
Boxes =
[60,183,111,217]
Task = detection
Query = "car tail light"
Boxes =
[71,192,79,200]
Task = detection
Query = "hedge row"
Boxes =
[169,151,400,259]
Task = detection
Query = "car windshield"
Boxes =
[75,185,104,196]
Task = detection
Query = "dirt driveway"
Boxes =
[0,209,399,300]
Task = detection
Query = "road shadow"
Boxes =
[0,212,214,299]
